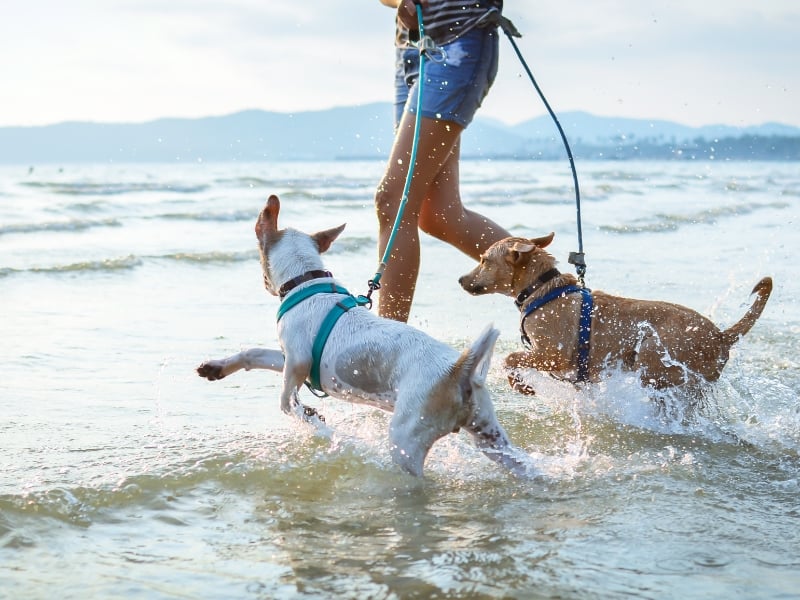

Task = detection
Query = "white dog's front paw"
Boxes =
[291,402,332,437]
[197,361,226,380]
[301,404,325,424]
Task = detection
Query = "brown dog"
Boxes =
[459,233,772,395]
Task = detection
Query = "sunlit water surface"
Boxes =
[1,160,798,598]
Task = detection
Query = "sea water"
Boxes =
[1,159,798,599]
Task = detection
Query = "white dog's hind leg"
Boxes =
[461,325,540,478]
[465,419,537,478]
[197,348,285,380]
[388,401,439,477]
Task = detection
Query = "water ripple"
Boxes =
[20,181,209,195]
[602,200,790,234]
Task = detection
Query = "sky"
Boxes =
[2,1,799,129]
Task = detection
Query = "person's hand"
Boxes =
[397,0,427,31]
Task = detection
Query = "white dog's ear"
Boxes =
[312,223,346,253]
[256,195,280,239]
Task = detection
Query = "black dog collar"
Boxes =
[514,268,561,309]
[278,270,333,298]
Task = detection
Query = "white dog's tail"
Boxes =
[459,325,538,478]
[466,324,501,386]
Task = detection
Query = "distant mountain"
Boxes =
[506,111,800,145]
[0,104,397,164]
[2,103,799,164]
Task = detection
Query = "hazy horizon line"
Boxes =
[2,103,798,131]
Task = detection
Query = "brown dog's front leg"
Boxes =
[504,351,537,395]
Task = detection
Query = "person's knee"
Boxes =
[375,184,424,233]
[374,184,398,229]
[418,212,446,240]
[419,202,463,242]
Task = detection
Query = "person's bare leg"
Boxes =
[418,138,509,260]
[375,113,463,322]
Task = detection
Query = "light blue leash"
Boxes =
[277,5,432,396]
[364,2,429,305]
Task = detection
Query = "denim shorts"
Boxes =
[394,26,499,129]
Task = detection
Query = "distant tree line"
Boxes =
[574,135,800,161]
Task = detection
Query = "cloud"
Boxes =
[0,0,797,127]
[489,2,800,126]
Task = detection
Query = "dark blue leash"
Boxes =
[520,285,594,382]
[495,16,587,286]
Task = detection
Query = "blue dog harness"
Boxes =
[518,281,594,383]
[276,274,369,393]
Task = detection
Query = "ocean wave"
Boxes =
[276,187,375,203]
[508,361,800,456]
[779,187,800,198]
[2,377,796,534]
[154,209,256,222]
[486,188,579,206]
[159,250,258,264]
[20,181,209,196]
[0,433,384,529]
[213,176,276,188]
[724,181,763,193]
[25,255,143,275]
[213,176,375,193]
[589,170,658,182]
[0,251,261,278]
[64,200,112,213]
[592,182,644,196]
[325,235,375,254]
[0,452,258,528]
[0,217,122,236]
[601,200,790,234]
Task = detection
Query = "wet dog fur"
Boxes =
[459,233,772,395]
[197,195,533,478]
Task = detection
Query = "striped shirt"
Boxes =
[397,0,504,47]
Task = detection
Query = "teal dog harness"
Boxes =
[276,276,369,393]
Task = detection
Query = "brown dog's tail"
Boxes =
[721,276,773,346]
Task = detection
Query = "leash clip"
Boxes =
[418,36,446,63]
[568,251,587,287]
[475,8,522,38]
[362,278,381,310]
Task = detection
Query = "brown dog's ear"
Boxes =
[312,223,346,253]
[256,195,280,239]
[508,240,536,266]
[510,241,536,254]
[530,232,555,248]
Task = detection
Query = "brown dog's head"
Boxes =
[458,233,556,297]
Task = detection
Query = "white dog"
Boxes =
[197,195,531,477]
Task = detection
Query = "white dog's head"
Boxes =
[255,194,345,296]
